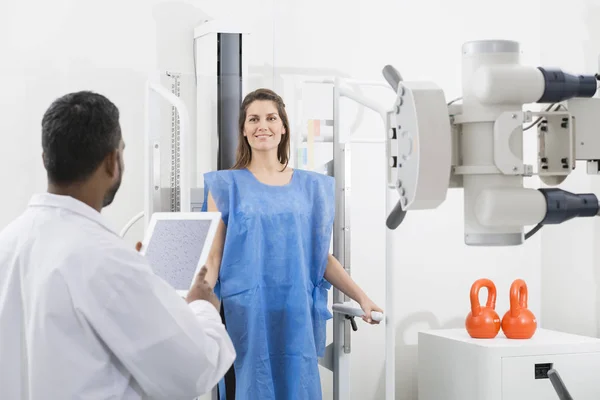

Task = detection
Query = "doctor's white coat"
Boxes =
[0,193,235,399]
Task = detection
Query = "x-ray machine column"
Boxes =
[194,20,250,179]
[194,20,250,400]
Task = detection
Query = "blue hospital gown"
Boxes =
[202,168,335,400]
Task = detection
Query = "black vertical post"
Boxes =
[217,33,243,170]
[216,32,242,400]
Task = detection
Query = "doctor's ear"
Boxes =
[103,150,119,178]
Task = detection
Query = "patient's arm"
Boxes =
[205,191,226,290]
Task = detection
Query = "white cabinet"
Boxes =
[418,328,600,400]
[501,353,600,399]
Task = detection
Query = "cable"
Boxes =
[524,223,543,240]
[193,38,197,86]
[523,103,563,131]
[447,97,462,106]
[120,211,144,238]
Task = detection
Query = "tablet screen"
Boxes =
[144,219,213,290]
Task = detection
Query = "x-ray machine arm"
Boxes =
[383,40,600,245]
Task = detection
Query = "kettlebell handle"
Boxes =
[470,278,497,317]
[510,279,528,318]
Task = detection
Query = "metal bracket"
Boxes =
[319,343,334,372]
[344,316,352,353]
[453,165,500,175]
[452,112,497,124]
[342,145,352,279]
[338,143,353,355]
[493,111,529,175]
[385,111,399,190]
[535,110,574,186]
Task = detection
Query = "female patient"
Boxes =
[202,88,382,399]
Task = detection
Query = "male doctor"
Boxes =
[0,91,235,399]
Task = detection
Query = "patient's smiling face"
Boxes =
[243,100,286,153]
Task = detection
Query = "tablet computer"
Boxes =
[139,212,221,296]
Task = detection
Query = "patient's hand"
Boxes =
[187,266,220,310]
[360,298,383,325]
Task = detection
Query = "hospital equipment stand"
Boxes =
[298,77,395,399]
[331,81,353,400]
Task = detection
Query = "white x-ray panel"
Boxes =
[140,212,221,293]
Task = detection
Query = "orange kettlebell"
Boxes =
[465,278,501,339]
[502,279,537,339]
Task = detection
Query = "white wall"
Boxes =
[0,0,211,242]
[0,0,278,237]
[7,0,599,399]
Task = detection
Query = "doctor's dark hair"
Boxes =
[232,88,290,170]
[41,91,122,184]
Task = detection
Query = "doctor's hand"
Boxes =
[186,266,220,311]
[359,298,383,325]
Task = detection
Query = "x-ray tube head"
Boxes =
[461,40,526,246]
[472,65,597,105]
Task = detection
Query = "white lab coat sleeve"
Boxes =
[73,246,236,399]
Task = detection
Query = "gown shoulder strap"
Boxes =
[299,170,336,223]
[202,170,238,222]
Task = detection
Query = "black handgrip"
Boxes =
[382,65,403,93]
[346,315,358,331]
[386,199,407,230]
